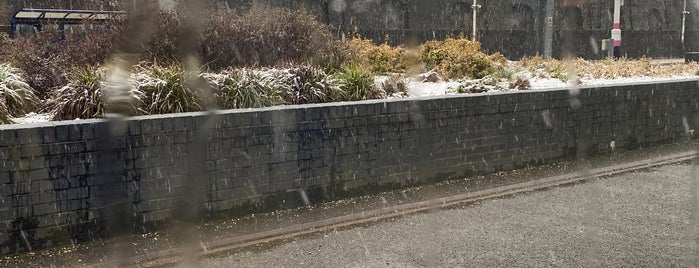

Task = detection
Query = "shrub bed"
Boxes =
[6,4,699,123]
[0,64,40,123]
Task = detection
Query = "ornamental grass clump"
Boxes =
[48,66,105,120]
[48,66,141,120]
[205,69,284,109]
[420,37,496,79]
[517,56,569,81]
[335,65,382,101]
[0,63,39,119]
[134,64,202,114]
[280,65,343,104]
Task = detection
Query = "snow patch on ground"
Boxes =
[11,113,52,124]
[406,78,462,97]
[398,71,699,97]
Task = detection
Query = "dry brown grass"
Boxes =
[518,56,699,80]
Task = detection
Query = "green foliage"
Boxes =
[335,65,382,101]
[0,64,39,118]
[206,69,284,109]
[489,66,514,82]
[135,64,202,114]
[420,37,496,79]
[48,66,107,120]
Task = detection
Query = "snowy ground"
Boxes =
[10,112,52,124]
[392,73,699,98]
[11,69,699,125]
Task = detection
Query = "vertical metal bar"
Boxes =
[682,0,689,45]
[543,0,554,57]
[612,0,622,58]
[9,18,16,38]
[472,0,478,41]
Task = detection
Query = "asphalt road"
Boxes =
[202,164,699,267]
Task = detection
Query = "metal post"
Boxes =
[683,0,688,43]
[9,18,16,38]
[543,0,554,57]
[472,0,481,41]
[612,0,622,58]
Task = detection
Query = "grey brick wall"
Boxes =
[1,80,698,254]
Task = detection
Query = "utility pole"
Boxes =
[472,0,481,41]
[612,0,622,58]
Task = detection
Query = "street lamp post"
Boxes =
[472,0,481,41]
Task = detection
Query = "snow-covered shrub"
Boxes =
[0,63,39,120]
[517,56,569,81]
[509,76,531,90]
[48,66,142,120]
[420,37,498,79]
[205,69,284,109]
[381,75,408,97]
[134,64,202,114]
[280,66,343,104]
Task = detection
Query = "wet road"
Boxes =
[203,164,699,267]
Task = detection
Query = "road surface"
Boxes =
[203,164,699,267]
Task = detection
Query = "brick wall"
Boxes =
[1,80,698,254]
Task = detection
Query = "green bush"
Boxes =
[134,64,202,114]
[420,37,496,79]
[0,63,40,118]
[335,65,382,101]
[206,69,284,109]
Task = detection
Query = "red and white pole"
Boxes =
[612,0,622,58]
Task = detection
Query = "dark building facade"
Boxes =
[2,0,699,59]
